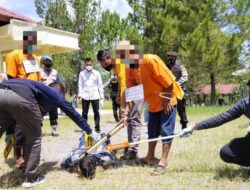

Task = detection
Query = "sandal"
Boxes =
[150,164,167,176]
[135,158,159,166]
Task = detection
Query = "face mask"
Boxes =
[44,64,52,68]
[86,66,93,71]
[103,64,113,72]
[27,45,33,54]
[167,58,176,68]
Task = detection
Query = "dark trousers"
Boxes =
[5,120,25,160]
[177,98,188,129]
[82,99,100,131]
[220,134,250,166]
[111,97,120,122]
[0,89,43,180]
[49,108,58,126]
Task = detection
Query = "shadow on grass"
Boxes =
[214,166,249,181]
[0,161,59,189]
[4,158,15,168]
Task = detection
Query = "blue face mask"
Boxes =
[27,45,33,54]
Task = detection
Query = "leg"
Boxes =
[177,98,188,129]
[143,111,161,164]
[220,135,250,166]
[49,108,58,136]
[127,99,143,152]
[14,124,25,168]
[82,99,90,121]
[4,90,43,181]
[158,107,177,167]
[112,97,119,122]
[91,99,100,132]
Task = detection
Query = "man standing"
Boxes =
[180,80,250,169]
[99,41,184,175]
[5,31,41,168]
[78,58,104,133]
[0,79,100,188]
[166,51,188,129]
[40,55,61,136]
[97,45,143,160]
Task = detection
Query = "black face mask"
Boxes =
[167,58,176,68]
[103,64,113,72]
[44,64,52,68]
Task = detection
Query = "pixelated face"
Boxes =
[23,31,37,54]
[116,41,143,68]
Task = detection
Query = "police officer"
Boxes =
[40,55,61,136]
[167,51,188,129]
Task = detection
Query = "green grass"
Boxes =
[1,106,250,190]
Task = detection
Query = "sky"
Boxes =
[0,0,132,21]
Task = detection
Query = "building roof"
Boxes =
[0,6,35,23]
[196,84,239,95]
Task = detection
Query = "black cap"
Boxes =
[247,80,250,86]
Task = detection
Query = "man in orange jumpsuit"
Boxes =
[107,41,183,175]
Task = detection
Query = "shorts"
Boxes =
[147,107,176,144]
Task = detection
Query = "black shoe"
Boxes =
[120,150,137,160]
[95,129,101,133]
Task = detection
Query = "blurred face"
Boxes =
[23,31,37,55]
[85,61,93,71]
[42,59,53,70]
[167,55,177,68]
[100,57,113,71]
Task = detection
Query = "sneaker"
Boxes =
[120,150,137,160]
[21,175,45,188]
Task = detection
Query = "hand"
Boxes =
[120,107,129,125]
[162,99,173,115]
[90,131,101,143]
[179,127,193,138]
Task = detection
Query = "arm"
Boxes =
[194,101,245,130]
[177,65,188,86]
[59,99,92,134]
[5,52,18,78]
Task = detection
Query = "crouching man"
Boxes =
[0,79,100,188]
[180,80,250,169]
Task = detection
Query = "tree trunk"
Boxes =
[210,72,216,105]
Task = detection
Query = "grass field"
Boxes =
[1,105,250,190]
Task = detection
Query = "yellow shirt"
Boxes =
[5,50,41,81]
[126,54,184,112]
[112,59,127,107]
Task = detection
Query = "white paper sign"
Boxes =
[23,60,40,73]
[125,84,144,102]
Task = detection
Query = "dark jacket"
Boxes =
[1,79,92,134]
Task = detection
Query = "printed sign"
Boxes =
[23,60,40,73]
[125,84,144,102]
